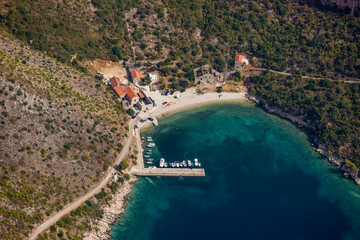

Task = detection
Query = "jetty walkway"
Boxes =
[132,168,205,177]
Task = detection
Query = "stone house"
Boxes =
[109,76,139,104]
[235,54,249,70]
[194,64,221,84]
[130,70,145,85]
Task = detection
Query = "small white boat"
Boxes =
[146,161,153,164]
[147,143,155,147]
[165,162,168,167]
[194,158,199,166]
[147,137,153,142]
[176,162,180,167]
[198,162,201,167]
[160,158,165,168]
[144,155,150,158]
[182,160,187,167]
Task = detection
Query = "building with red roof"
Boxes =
[130,70,145,85]
[113,85,127,97]
[109,76,121,88]
[235,54,248,70]
[235,54,243,63]
[126,86,137,99]
[138,91,145,99]
[108,76,139,104]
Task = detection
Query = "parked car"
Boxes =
[203,87,209,90]
[162,101,168,105]
[148,117,154,121]
[131,115,136,119]
[180,89,185,93]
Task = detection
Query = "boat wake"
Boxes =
[146,177,157,186]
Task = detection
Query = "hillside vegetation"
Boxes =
[1,0,359,87]
[246,72,360,168]
[0,0,359,237]
[0,35,127,239]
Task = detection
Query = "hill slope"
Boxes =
[0,35,126,239]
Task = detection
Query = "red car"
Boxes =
[162,101,168,105]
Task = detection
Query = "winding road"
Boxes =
[29,120,136,240]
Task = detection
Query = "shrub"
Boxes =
[126,108,135,116]
[119,160,129,170]
[50,225,56,233]
[124,173,130,180]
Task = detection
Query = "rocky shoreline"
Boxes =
[84,93,359,240]
[247,94,360,185]
[83,177,137,240]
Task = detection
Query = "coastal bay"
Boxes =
[110,103,360,240]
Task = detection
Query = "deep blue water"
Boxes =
[110,103,360,240]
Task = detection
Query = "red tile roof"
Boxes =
[114,85,127,96]
[131,70,145,79]
[109,76,121,88]
[126,86,137,99]
[138,91,145,98]
[235,54,243,62]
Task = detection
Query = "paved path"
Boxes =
[29,120,136,240]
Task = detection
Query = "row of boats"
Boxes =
[159,158,201,168]
[143,136,202,168]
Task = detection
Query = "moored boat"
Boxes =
[160,158,165,168]
[147,143,155,147]
[194,158,199,166]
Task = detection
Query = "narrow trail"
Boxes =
[29,120,136,240]
[124,13,136,59]
[252,67,359,84]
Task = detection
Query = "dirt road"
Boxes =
[29,120,136,240]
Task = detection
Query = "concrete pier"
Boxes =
[132,168,205,177]
[151,114,158,126]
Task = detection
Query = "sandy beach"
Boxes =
[137,88,248,129]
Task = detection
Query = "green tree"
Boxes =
[119,160,129,170]
[126,108,135,116]
[124,173,131,180]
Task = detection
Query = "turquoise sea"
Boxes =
[110,103,360,240]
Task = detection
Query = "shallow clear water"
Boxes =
[110,103,360,240]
